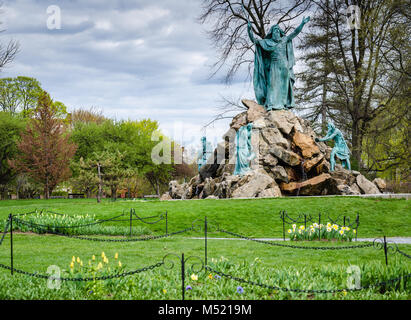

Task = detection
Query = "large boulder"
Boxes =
[280,173,333,196]
[356,175,381,194]
[373,178,387,192]
[270,145,301,166]
[232,169,277,198]
[169,181,187,199]
[293,131,320,158]
[242,99,266,122]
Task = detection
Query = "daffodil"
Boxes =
[292,224,297,230]
[101,252,105,259]
[70,262,74,269]
[288,229,292,234]
[190,274,198,281]
[208,274,213,280]
[76,257,81,263]
[118,261,122,267]
[92,255,96,261]
[162,289,167,294]
[72,256,75,262]
[299,226,305,231]
[114,252,119,260]
[97,262,103,270]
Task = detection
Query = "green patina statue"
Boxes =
[247,17,310,111]
[198,136,212,171]
[315,123,351,172]
[234,123,256,176]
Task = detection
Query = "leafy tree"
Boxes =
[9,91,77,199]
[297,0,409,169]
[0,112,26,199]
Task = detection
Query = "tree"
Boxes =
[296,0,337,134]
[69,107,107,126]
[297,0,409,169]
[0,77,69,117]
[9,91,77,199]
[199,0,312,83]
[0,112,26,199]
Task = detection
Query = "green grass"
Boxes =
[0,197,410,300]
[0,197,410,238]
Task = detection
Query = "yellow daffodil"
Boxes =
[104,257,109,264]
[72,256,75,262]
[339,230,344,235]
[353,229,357,234]
[208,274,213,280]
[76,257,81,263]
[114,253,119,260]
[92,255,96,261]
[118,261,122,267]
[162,289,167,294]
[190,274,198,281]
[97,262,103,270]
[101,252,105,259]
[299,226,305,230]
[288,229,292,234]
[70,262,74,269]
[343,290,347,296]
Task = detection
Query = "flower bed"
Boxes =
[288,223,356,241]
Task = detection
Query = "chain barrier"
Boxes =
[132,210,166,225]
[219,229,373,250]
[13,218,192,242]
[0,218,10,246]
[12,213,127,230]
[205,266,411,294]
[0,261,164,282]
[9,209,166,231]
[280,211,359,230]
[397,249,411,259]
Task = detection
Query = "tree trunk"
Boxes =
[351,121,363,170]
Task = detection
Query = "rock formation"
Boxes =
[165,100,384,200]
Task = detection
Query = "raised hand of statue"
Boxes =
[302,16,311,24]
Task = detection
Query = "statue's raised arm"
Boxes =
[287,16,310,41]
[247,21,258,44]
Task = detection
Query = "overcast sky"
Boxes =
[0,0,304,152]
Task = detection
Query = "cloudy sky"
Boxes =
[0,0,303,151]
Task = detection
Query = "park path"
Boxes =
[189,237,411,244]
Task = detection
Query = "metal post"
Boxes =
[129,209,133,237]
[304,214,307,230]
[205,216,208,266]
[355,213,359,242]
[282,211,285,241]
[9,214,13,275]
[343,216,346,227]
[165,211,168,235]
[383,236,388,266]
[318,213,321,241]
[181,253,185,301]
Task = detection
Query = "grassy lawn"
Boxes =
[0,197,410,238]
[0,197,410,300]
